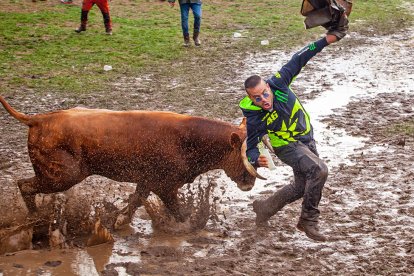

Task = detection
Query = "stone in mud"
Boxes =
[44,260,62,267]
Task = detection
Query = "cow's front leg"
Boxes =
[114,186,150,229]
[159,192,187,223]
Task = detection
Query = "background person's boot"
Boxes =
[75,11,88,33]
[297,218,327,242]
[252,189,288,227]
[193,31,201,46]
[105,28,112,35]
[183,34,190,47]
[75,24,86,33]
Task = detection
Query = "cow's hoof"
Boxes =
[114,213,130,230]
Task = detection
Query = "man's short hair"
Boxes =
[244,75,262,91]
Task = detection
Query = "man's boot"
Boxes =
[183,34,190,47]
[193,31,201,46]
[252,189,288,227]
[75,11,88,33]
[297,218,327,242]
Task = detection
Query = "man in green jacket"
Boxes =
[240,14,349,242]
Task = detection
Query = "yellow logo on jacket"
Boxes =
[266,111,278,125]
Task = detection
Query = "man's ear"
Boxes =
[230,132,242,149]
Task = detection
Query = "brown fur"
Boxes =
[0,96,255,223]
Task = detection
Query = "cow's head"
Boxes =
[223,119,266,191]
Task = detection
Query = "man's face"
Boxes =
[246,80,274,111]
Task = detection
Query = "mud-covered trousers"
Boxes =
[274,140,328,221]
[80,0,111,30]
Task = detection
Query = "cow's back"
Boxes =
[27,109,241,189]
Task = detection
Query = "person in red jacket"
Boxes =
[75,0,112,35]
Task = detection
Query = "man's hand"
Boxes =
[257,154,269,168]
[168,1,175,7]
[327,13,349,41]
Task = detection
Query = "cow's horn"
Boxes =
[241,139,267,180]
[262,134,275,154]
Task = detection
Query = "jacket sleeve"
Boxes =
[245,117,267,165]
[274,37,329,86]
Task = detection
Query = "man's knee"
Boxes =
[181,14,189,22]
[193,12,201,20]
[318,161,328,179]
[300,153,328,180]
[310,161,328,185]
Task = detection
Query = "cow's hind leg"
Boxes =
[114,186,150,229]
[17,177,39,213]
[19,149,86,214]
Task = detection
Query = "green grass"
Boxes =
[388,119,414,137]
[0,0,412,94]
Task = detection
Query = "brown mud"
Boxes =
[1,23,414,276]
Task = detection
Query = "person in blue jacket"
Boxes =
[168,0,202,47]
[239,15,349,242]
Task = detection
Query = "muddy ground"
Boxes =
[1,17,414,276]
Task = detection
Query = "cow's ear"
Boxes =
[239,117,247,129]
[230,132,242,149]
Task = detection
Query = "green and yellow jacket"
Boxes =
[239,37,329,165]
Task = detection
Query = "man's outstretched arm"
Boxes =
[271,13,349,86]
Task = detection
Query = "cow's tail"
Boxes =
[0,96,32,126]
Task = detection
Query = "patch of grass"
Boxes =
[0,0,412,95]
[351,0,414,34]
[387,119,414,137]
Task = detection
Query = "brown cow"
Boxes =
[0,96,265,226]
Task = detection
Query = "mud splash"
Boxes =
[144,174,219,234]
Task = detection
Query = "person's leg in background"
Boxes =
[179,3,191,46]
[75,0,94,33]
[190,3,202,46]
[96,0,112,35]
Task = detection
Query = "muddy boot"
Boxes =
[297,218,327,242]
[252,200,271,227]
[105,27,112,35]
[252,189,288,227]
[183,34,190,47]
[193,31,201,46]
[75,24,86,33]
[75,11,88,33]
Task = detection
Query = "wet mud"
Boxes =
[1,24,414,276]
